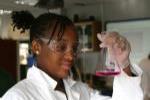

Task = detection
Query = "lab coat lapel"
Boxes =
[64,78,80,100]
[27,66,58,100]
[70,89,80,100]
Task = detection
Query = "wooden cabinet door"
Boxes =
[0,39,17,96]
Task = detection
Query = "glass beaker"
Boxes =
[95,47,121,77]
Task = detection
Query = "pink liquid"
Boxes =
[96,71,120,77]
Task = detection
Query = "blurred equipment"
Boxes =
[35,0,64,9]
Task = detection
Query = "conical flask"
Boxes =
[95,47,121,77]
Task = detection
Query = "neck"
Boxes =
[55,79,67,94]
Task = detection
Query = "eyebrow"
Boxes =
[40,37,79,45]
[60,38,79,44]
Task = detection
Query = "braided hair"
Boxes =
[30,13,75,44]
[11,11,75,43]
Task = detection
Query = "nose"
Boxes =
[64,50,74,61]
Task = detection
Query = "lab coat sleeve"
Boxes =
[90,63,143,100]
[90,89,111,100]
[2,88,27,100]
[111,63,144,100]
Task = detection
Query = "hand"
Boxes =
[97,31,131,69]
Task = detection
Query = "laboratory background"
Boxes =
[0,0,150,99]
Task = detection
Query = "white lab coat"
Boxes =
[2,64,143,100]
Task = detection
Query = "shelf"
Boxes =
[75,21,101,52]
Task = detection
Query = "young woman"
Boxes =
[2,11,143,100]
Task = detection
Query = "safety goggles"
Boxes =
[39,38,80,56]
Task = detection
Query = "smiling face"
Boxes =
[31,25,78,80]
[10,11,78,81]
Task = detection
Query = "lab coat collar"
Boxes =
[27,65,80,100]
[121,63,143,77]
[63,77,80,100]
[27,65,57,90]
[64,76,77,88]
[27,65,78,90]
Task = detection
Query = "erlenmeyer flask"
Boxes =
[95,47,121,77]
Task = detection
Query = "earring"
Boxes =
[35,51,39,55]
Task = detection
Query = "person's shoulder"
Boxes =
[1,80,27,99]
[4,79,28,92]
[2,79,33,99]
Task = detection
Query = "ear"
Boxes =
[31,40,41,55]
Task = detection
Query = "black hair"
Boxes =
[11,11,77,59]
[11,10,35,33]
[11,11,75,44]
[30,13,75,44]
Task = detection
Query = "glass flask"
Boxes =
[95,47,121,77]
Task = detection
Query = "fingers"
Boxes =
[97,31,131,52]
[97,33,106,48]
[115,35,131,52]
[97,32,131,69]
[97,32,114,48]
[97,33,104,41]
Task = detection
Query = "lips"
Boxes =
[61,62,72,70]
